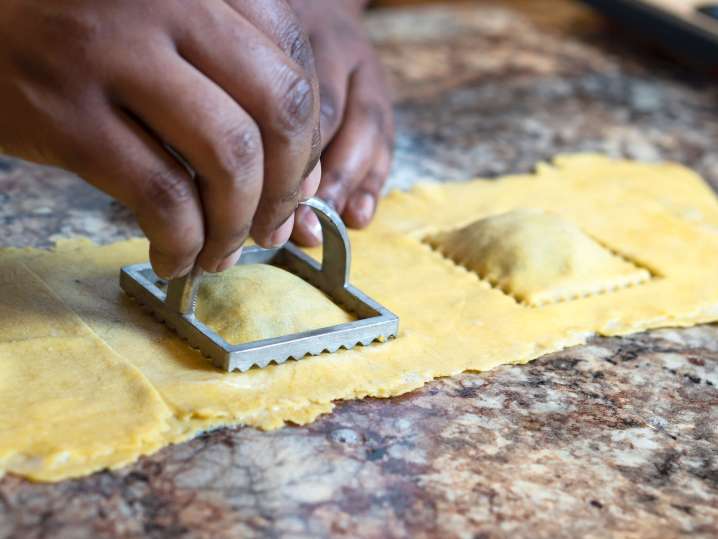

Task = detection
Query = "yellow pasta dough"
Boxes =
[0,261,173,482]
[427,208,651,306]
[3,154,718,482]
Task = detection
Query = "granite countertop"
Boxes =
[1,1,717,537]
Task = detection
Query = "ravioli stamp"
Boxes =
[426,208,653,306]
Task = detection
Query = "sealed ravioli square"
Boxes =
[427,208,651,306]
[195,264,354,345]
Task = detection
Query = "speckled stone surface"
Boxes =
[1,1,717,537]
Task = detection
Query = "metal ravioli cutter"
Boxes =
[120,197,399,372]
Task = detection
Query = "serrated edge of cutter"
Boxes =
[126,292,397,373]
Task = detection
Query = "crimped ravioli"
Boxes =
[195,264,354,345]
[428,208,651,306]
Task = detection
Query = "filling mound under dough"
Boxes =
[428,208,652,306]
[195,264,354,345]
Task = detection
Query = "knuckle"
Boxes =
[275,70,315,134]
[279,181,303,206]
[271,186,303,217]
[206,223,251,255]
[140,168,194,211]
[41,9,103,48]
[304,126,322,177]
[11,49,59,89]
[255,189,302,232]
[211,124,262,183]
[319,86,341,133]
[358,101,387,133]
[319,170,354,208]
[325,168,353,187]
[278,21,314,71]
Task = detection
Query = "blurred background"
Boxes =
[373,0,718,71]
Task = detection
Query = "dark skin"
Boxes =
[0,0,393,278]
[289,0,394,246]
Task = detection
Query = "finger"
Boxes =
[177,3,319,246]
[268,211,295,248]
[113,53,264,273]
[344,142,392,229]
[317,72,388,216]
[294,144,389,246]
[65,105,204,279]
[291,205,323,247]
[308,31,351,148]
[224,0,322,174]
[292,161,323,246]
[224,0,317,77]
[301,161,322,200]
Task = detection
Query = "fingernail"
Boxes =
[301,162,322,200]
[304,210,322,243]
[176,264,195,278]
[348,192,376,226]
[155,268,173,280]
[159,263,191,280]
[215,247,243,273]
[269,214,295,247]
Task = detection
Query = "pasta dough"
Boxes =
[3,154,718,482]
[427,208,651,306]
[196,264,354,344]
[0,261,173,482]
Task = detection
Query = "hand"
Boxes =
[288,0,395,246]
[0,0,322,278]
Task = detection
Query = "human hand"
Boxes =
[288,0,395,246]
[0,0,321,278]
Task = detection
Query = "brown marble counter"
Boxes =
[1,1,717,537]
